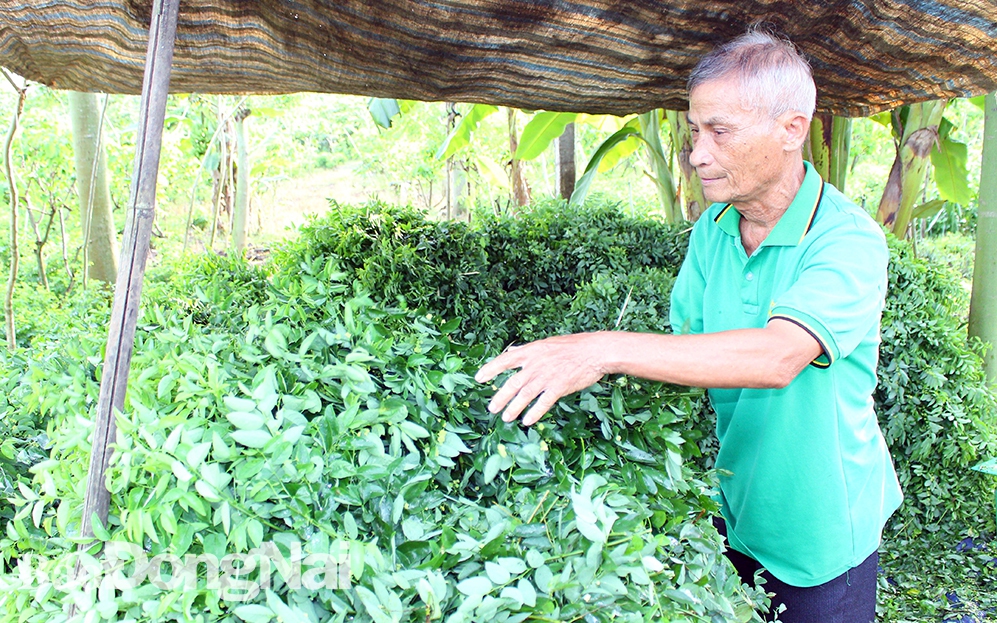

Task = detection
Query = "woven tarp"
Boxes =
[1,0,995,116]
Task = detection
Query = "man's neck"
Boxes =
[736,158,807,256]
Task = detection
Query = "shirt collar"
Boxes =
[713,161,825,247]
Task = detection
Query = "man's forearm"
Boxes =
[475,319,823,425]
[594,323,819,389]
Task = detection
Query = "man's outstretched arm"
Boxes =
[474,318,823,426]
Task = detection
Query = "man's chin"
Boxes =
[702,189,730,205]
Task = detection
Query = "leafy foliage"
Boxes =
[0,202,994,622]
[279,198,688,351]
[876,237,997,539]
[0,206,762,622]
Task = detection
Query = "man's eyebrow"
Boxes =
[685,114,734,127]
[703,116,733,126]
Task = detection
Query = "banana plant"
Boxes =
[567,109,688,223]
[666,110,706,221]
[806,113,852,192]
[875,99,954,237]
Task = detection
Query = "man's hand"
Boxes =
[474,333,608,426]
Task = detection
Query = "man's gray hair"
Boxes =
[688,27,817,121]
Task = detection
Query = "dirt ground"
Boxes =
[256,161,377,238]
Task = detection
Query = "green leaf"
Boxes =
[570,124,643,207]
[368,98,402,129]
[869,110,893,127]
[226,411,265,431]
[911,199,947,220]
[437,104,499,160]
[931,133,972,205]
[398,420,430,439]
[518,578,537,607]
[514,112,578,161]
[171,460,194,482]
[356,586,394,623]
[264,327,288,357]
[969,95,986,110]
[483,454,503,484]
[222,396,256,411]
[485,561,511,584]
[456,576,493,598]
[230,429,273,449]
[91,513,111,541]
[233,605,274,623]
[475,154,510,188]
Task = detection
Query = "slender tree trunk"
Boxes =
[666,110,706,221]
[638,110,679,222]
[209,110,228,250]
[876,100,947,237]
[2,74,26,350]
[231,107,250,254]
[807,114,853,192]
[556,122,576,201]
[68,91,119,283]
[969,91,997,383]
[508,108,531,208]
[58,207,75,290]
[25,200,51,289]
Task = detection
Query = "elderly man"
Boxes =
[475,28,902,623]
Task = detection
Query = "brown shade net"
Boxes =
[1,0,995,116]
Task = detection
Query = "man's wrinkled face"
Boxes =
[687,76,789,207]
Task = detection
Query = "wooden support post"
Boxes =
[79,0,180,541]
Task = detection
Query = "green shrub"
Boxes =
[278,198,688,349]
[0,219,763,621]
[2,201,994,623]
[876,237,997,539]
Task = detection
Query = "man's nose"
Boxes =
[689,138,711,169]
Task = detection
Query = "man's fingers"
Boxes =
[474,346,523,383]
[522,391,559,426]
[499,378,548,423]
[487,368,532,414]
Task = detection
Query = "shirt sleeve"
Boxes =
[768,215,888,367]
[669,220,709,336]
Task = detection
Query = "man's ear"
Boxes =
[782,112,810,152]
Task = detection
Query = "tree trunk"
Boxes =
[807,113,852,191]
[969,91,997,383]
[507,108,531,208]
[68,91,119,283]
[666,110,705,221]
[230,107,250,254]
[876,100,947,237]
[556,122,576,201]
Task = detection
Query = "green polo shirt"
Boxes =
[669,162,903,587]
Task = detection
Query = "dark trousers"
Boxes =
[714,518,878,623]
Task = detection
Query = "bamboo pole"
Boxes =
[969,91,997,384]
[78,0,180,542]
